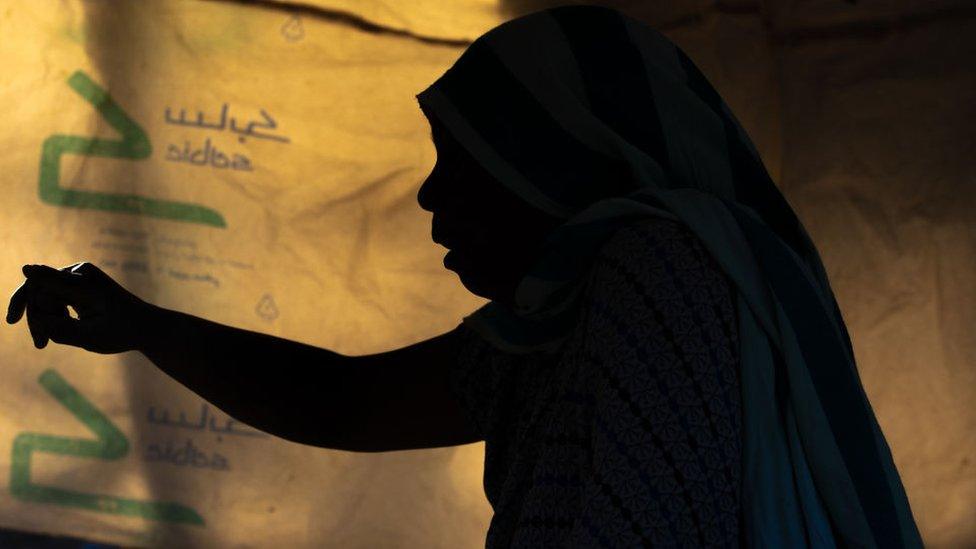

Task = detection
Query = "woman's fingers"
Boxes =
[6,278,30,324]
[25,292,48,349]
[7,263,87,349]
[24,264,86,305]
[25,264,83,286]
[30,288,70,350]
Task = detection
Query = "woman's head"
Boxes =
[417,108,563,306]
[413,6,670,306]
[415,5,786,311]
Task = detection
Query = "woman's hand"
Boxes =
[5,262,152,354]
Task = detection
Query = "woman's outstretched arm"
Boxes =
[137,304,481,452]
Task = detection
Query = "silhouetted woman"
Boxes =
[6,6,922,548]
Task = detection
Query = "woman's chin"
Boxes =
[443,249,458,268]
[445,252,487,296]
[445,253,475,283]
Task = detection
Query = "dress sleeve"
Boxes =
[565,218,743,548]
[448,322,524,443]
[448,323,490,441]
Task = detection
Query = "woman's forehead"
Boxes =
[426,115,459,153]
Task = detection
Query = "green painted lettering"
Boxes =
[10,369,204,525]
[38,70,226,228]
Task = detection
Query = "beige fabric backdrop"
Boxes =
[0,0,970,547]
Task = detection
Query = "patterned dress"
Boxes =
[450,216,743,548]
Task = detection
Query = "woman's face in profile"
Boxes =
[416,111,562,306]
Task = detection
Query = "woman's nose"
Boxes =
[417,174,445,213]
[416,178,432,212]
[417,162,461,213]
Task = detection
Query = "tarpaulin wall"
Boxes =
[0,0,971,547]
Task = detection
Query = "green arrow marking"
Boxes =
[10,369,204,526]
[38,70,226,228]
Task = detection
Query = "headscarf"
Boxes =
[415,5,923,548]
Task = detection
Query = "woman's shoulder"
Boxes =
[573,215,740,372]
[582,216,734,316]
[596,216,699,264]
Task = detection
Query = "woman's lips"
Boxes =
[433,233,455,249]
[432,216,461,249]
[433,214,486,251]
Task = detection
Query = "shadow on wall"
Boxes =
[498,0,709,30]
[499,0,579,19]
[0,527,124,549]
